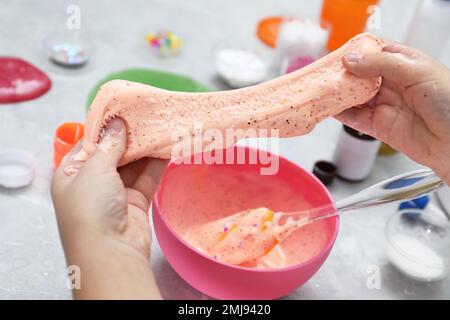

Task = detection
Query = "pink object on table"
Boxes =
[0,57,51,103]
[286,56,316,74]
[152,145,339,299]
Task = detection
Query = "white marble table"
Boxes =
[0,0,449,299]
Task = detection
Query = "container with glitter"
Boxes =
[44,32,93,68]
[50,43,88,67]
[146,31,182,57]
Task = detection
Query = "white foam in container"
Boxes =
[0,149,36,188]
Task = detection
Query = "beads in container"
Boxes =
[146,31,182,57]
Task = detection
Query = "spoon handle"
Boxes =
[288,169,446,224]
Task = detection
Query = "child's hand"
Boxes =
[337,41,450,184]
[52,118,167,299]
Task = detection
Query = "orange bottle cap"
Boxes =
[54,122,84,167]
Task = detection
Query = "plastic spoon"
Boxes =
[200,169,446,265]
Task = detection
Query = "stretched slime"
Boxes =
[78,33,383,165]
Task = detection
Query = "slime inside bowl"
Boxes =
[153,146,339,299]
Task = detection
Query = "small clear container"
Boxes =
[44,31,94,68]
[385,205,450,282]
[213,39,270,88]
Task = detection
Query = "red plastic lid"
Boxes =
[0,57,51,103]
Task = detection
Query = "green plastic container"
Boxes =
[86,68,211,109]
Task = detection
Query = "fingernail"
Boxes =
[345,53,363,63]
[105,118,123,133]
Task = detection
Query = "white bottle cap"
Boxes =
[0,149,36,188]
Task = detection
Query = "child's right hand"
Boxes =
[336,41,450,184]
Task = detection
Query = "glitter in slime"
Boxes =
[77,33,384,166]
[184,207,312,265]
[162,161,330,269]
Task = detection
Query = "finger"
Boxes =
[342,50,427,87]
[132,158,169,203]
[335,103,405,146]
[52,140,84,187]
[118,158,149,187]
[60,139,83,167]
[86,118,127,169]
[334,105,375,137]
[369,103,402,143]
[383,41,424,59]
[126,188,150,214]
[374,85,403,108]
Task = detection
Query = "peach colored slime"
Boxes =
[184,207,310,266]
[75,34,383,271]
[162,161,330,269]
[78,33,383,166]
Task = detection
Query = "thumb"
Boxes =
[88,118,127,168]
[342,50,427,87]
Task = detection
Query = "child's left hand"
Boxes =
[52,118,167,299]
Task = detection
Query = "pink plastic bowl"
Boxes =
[152,146,339,299]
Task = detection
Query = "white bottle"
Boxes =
[404,0,450,62]
[333,125,381,182]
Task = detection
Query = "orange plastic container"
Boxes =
[54,122,84,167]
[320,0,379,51]
[256,16,286,48]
